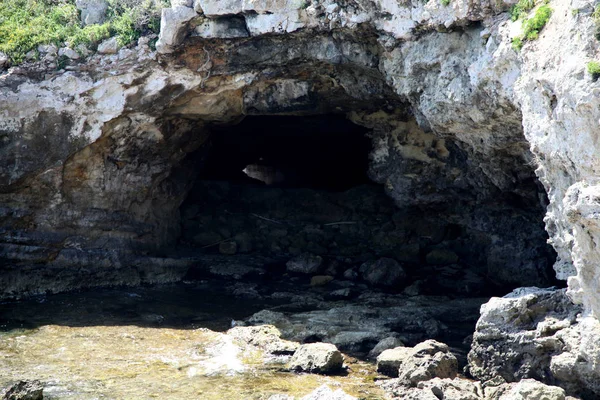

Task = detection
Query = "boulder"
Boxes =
[228,325,298,355]
[467,288,580,388]
[97,37,119,55]
[377,346,411,377]
[485,379,566,400]
[397,340,458,386]
[286,253,323,274]
[361,258,407,288]
[2,380,43,400]
[289,343,344,374]
[369,336,405,358]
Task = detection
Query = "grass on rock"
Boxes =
[0,0,169,64]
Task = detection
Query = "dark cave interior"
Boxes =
[177,114,558,299]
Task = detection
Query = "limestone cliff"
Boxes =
[3,0,600,396]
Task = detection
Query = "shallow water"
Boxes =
[0,282,386,399]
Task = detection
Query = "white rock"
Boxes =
[487,379,566,400]
[155,6,198,54]
[289,343,344,374]
[377,346,411,377]
[194,17,249,38]
[97,37,119,54]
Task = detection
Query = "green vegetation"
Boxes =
[512,4,553,51]
[510,0,535,21]
[440,0,451,6]
[0,0,169,64]
[587,61,600,81]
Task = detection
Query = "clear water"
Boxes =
[0,282,385,399]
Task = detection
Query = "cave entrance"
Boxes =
[178,114,401,270]
[175,111,557,300]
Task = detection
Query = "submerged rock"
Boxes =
[289,343,344,374]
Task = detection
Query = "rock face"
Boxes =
[0,0,559,299]
[288,343,344,374]
[466,287,600,398]
[3,0,600,395]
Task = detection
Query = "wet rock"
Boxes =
[97,37,119,55]
[289,343,344,374]
[377,346,411,377]
[1,380,43,400]
[219,241,237,255]
[361,258,407,288]
[485,379,566,400]
[397,340,458,386]
[286,253,323,275]
[310,275,333,287]
[425,249,459,265]
[369,336,405,358]
[228,325,299,356]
